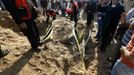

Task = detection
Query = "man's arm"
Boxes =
[121,34,134,62]
[121,46,134,62]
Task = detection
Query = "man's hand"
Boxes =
[120,46,134,63]
[18,23,27,29]
[120,46,126,51]
[120,46,131,57]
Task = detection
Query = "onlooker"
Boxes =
[1,0,42,51]
[111,20,134,68]
[111,21,134,75]
[61,0,67,16]
[111,2,134,68]
[40,0,48,16]
[100,0,125,52]
[65,1,72,16]
[95,0,107,40]
[70,0,79,26]
[46,0,57,22]
[85,0,96,26]
[77,0,83,18]
[115,1,134,41]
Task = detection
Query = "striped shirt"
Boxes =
[122,30,134,46]
[126,8,134,23]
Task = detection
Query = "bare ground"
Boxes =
[0,1,132,75]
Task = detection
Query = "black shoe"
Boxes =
[0,49,9,58]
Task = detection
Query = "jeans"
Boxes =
[111,59,134,75]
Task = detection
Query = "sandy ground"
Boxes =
[0,0,132,75]
[0,11,117,75]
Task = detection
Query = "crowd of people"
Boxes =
[0,0,134,75]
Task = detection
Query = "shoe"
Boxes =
[38,41,44,46]
[0,49,9,58]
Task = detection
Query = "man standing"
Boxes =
[1,0,42,51]
[95,0,107,40]
[100,0,125,52]
[40,0,48,16]
[111,21,134,75]
[70,0,79,26]
[85,0,96,26]
[46,0,57,22]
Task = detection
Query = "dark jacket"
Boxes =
[104,2,125,26]
[85,1,96,13]
[97,4,107,13]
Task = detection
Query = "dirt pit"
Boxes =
[0,11,117,75]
